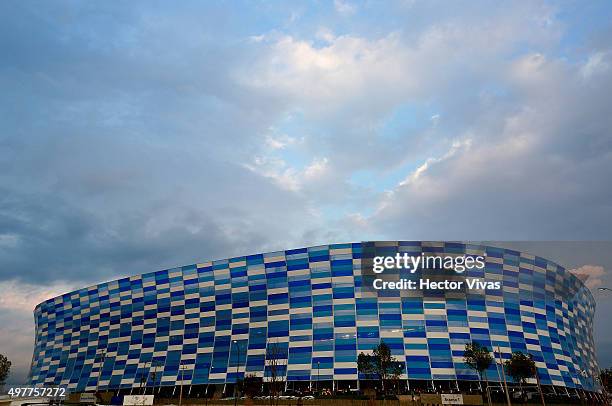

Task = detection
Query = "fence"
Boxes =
[150,396,484,406]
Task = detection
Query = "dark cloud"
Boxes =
[368,52,612,240]
[0,135,324,284]
[0,1,334,286]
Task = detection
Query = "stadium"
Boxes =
[28,241,601,399]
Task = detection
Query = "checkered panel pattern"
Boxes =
[28,242,599,392]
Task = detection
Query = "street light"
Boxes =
[598,287,611,291]
[179,361,187,406]
[149,361,161,396]
[495,346,511,406]
[233,340,242,406]
[205,359,212,406]
[94,349,106,397]
[140,361,150,395]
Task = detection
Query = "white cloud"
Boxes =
[0,233,20,248]
[0,279,78,311]
[430,114,440,127]
[316,27,336,44]
[264,133,299,150]
[365,46,612,239]
[244,156,330,192]
[334,0,356,15]
[581,51,611,79]
[0,279,81,384]
[303,157,329,179]
[239,2,560,140]
[570,265,607,289]
[249,34,265,43]
[399,139,472,187]
[239,32,415,116]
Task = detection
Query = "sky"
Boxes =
[1,0,612,384]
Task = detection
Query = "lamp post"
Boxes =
[149,361,161,396]
[140,361,150,395]
[496,346,511,406]
[233,340,242,406]
[95,349,106,397]
[579,369,588,404]
[205,359,212,406]
[529,355,545,406]
[179,361,187,406]
[316,361,320,395]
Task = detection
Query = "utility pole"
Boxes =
[179,361,186,406]
[497,346,511,406]
[140,367,146,395]
[534,366,546,406]
[95,349,106,398]
[233,340,241,406]
[149,361,159,397]
[205,359,212,406]
[527,354,545,406]
[140,361,150,395]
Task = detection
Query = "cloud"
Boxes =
[570,265,607,289]
[0,280,78,311]
[243,156,330,192]
[0,1,351,286]
[334,0,356,15]
[0,2,609,274]
[235,1,562,187]
[3,1,610,289]
[264,133,300,150]
[0,279,81,384]
[581,51,611,79]
[366,48,612,240]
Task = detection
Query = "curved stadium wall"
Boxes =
[28,242,599,393]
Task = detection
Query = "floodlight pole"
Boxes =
[317,361,320,395]
[95,349,106,397]
[150,361,160,396]
[205,360,212,406]
[534,363,545,406]
[497,346,511,406]
[233,340,241,406]
[179,361,186,406]
[141,361,150,395]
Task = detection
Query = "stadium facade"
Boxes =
[28,242,600,394]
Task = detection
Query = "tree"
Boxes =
[266,341,287,406]
[358,353,374,380]
[357,341,403,395]
[601,368,612,394]
[0,354,11,387]
[240,374,263,399]
[504,352,536,402]
[463,342,493,405]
